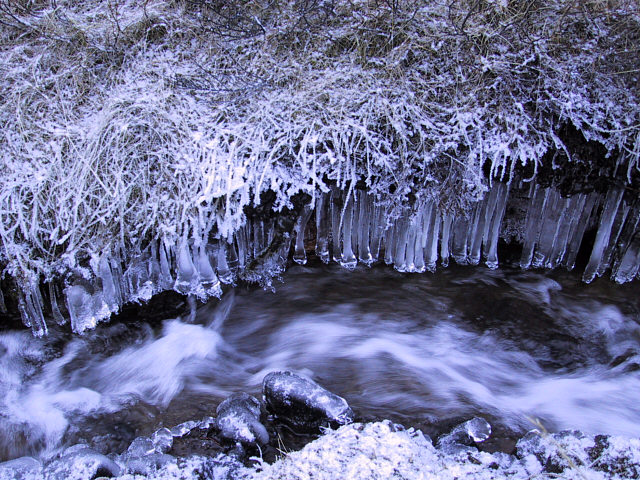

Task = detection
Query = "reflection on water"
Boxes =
[0,262,639,461]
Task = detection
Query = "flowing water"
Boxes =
[1,262,640,462]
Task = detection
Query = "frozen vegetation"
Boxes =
[0,0,639,333]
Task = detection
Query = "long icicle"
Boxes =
[583,186,625,283]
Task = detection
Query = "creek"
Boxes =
[1,262,639,462]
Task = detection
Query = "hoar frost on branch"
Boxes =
[0,0,638,326]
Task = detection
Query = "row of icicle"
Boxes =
[3,182,640,335]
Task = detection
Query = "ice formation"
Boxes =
[3,180,639,335]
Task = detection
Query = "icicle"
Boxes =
[253,221,265,258]
[484,182,509,269]
[331,188,343,263]
[547,195,579,269]
[469,197,490,265]
[293,204,313,265]
[351,191,361,262]
[266,218,276,247]
[393,218,409,272]
[147,244,162,294]
[109,249,127,301]
[369,201,385,263]
[404,219,418,272]
[315,193,330,263]
[217,241,234,284]
[451,215,470,265]
[340,194,357,269]
[520,185,549,269]
[411,204,428,273]
[125,252,154,302]
[532,188,562,268]
[98,255,120,312]
[48,282,66,325]
[612,232,640,283]
[413,222,427,273]
[18,284,47,336]
[236,224,251,269]
[226,239,240,272]
[384,224,395,265]
[0,286,6,314]
[583,186,625,283]
[234,225,248,269]
[440,213,453,267]
[596,200,630,277]
[64,284,108,334]
[175,240,196,295]
[424,204,440,272]
[357,193,373,265]
[158,240,174,290]
[196,244,222,299]
[564,193,597,270]
[611,199,640,278]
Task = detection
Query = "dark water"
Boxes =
[1,262,639,461]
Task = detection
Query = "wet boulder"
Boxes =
[215,393,269,446]
[262,371,354,431]
[436,417,492,455]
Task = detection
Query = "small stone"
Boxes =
[262,371,354,431]
[215,392,269,446]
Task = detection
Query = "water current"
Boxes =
[1,262,639,462]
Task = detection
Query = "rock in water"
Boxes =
[215,393,269,446]
[436,417,492,455]
[262,371,354,431]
